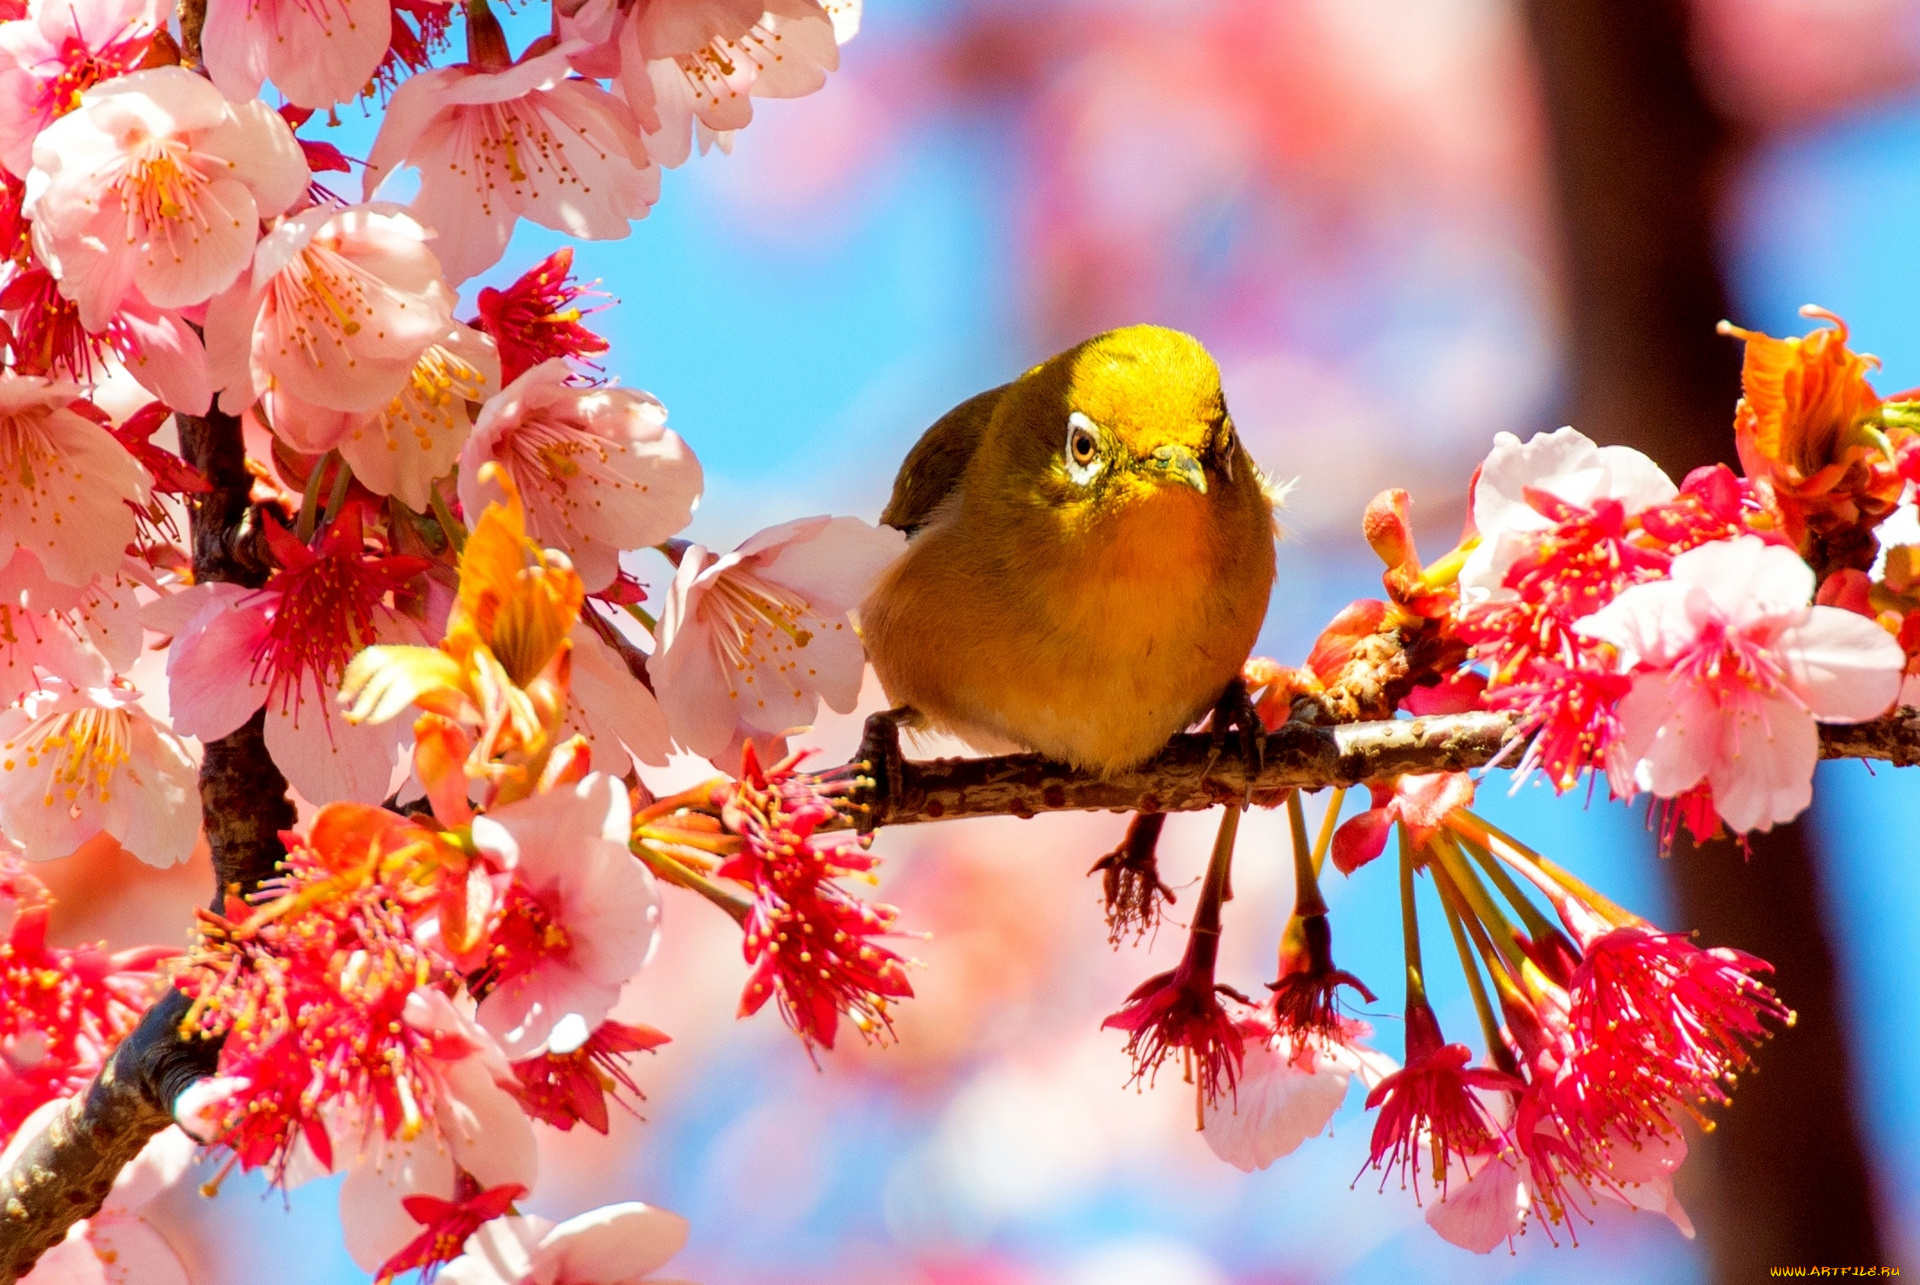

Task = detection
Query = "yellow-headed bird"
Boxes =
[860,325,1279,775]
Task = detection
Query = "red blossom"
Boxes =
[252,505,429,718]
[111,401,211,495]
[176,805,459,1178]
[474,248,610,385]
[717,747,913,1051]
[373,0,453,96]
[1267,912,1375,1042]
[375,1180,526,1284]
[1361,999,1520,1202]
[509,1020,669,1133]
[0,870,173,1137]
[1555,925,1791,1154]
[1457,495,1670,790]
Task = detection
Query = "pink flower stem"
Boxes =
[1309,787,1346,878]
[1449,810,1636,929]
[464,0,515,70]
[1453,829,1562,944]
[1188,804,1241,958]
[1285,790,1327,918]
[1431,865,1520,1075]
[1397,828,1428,1007]
[631,840,751,922]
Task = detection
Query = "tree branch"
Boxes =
[0,408,292,1282]
[848,709,1920,828]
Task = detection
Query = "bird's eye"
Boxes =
[1067,413,1100,468]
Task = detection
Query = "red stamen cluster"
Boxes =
[716,748,912,1052]
[474,248,610,385]
[1361,1000,1519,1202]
[1552,925,1790,1153]
[177,807,456,1178]
[1456,467,1773,794]
[0,867,173,1137]
[373,0,453,97]
[509,1019,668,1133]
[375,1180,526,1284]
[252,507,428,721]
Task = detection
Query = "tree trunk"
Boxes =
[1518,0,1887,1276]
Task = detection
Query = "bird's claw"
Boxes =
[1208,676,1267,794]
[850,707,914,833]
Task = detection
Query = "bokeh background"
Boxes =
[42,0,1920,1280]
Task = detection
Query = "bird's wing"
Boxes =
[879,384,1007,534]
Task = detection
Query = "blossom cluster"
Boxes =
[1087,310,1920,1253]
[0,0,927,1274]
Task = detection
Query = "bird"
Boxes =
[859,323,1280,776]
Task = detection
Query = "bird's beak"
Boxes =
[1147,443,1208,494]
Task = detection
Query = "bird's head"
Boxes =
[986,324,1243,528]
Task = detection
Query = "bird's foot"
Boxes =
[849,707,916,833]
[1207,676,1267,791]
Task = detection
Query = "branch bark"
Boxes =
[0,408,292,1282]
[846,709,1920,828]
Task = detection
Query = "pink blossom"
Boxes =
[460,359,701,593]
[438,1203,691,1285]
[267,321,499,511]
[1424,1123,1694,1252]
[1201,1021,1395,1173]
[336,989,539,1275]
[0,0,165,178]
[0,561,143,706]
[567,620,672,769]
[364,43,657,285]
[204,202,459,430]
[1328,772,1474,874]
[1460,426,1676,604]
[24,66,307,330]
[203,0,391,110]
[161,509,425,805]
[651,516,902,763]
[0,677,197,866]
[0,374,151,589]
[468,774,661,1059]
[0,267,213,415]
[2,1098,194,1285]
[1575,535,1904,832]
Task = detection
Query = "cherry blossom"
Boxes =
[567,620,672,769]
[717,747,909,1050]
[204,202,459,431]
[161,507,426,805]
[1459,426,1677,603]
[0,268,213,415]
[364,42,657,285]
[473,246,609,385]
[24,66,307,330]
[460,359,701,593]
[2,1098,194,1285]
[0,373,151,589]
[336,989,540,1276]
[202,0,392,110]
[510,1018,667,1133]
[267,321,499,512]
[650,516,902,762]
[0,677,198,866]
[1576,534,1905,832]
[1329,771,1474,874]
[437,1203,691,1285]
[467,774,661,1059]
[0,0,165,178]
[1360,999,1520,1204]
[1202,1022,1395,1173]
[0,871,171,1134]
[615,0,851,169]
